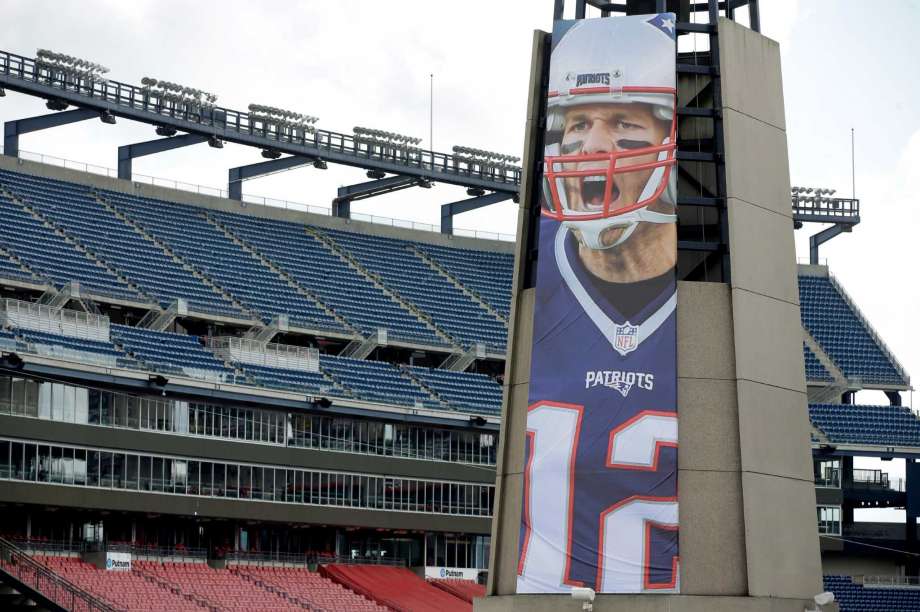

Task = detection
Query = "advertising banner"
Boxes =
[516,13,679,594]
[105,551,132,571]
[424,567,481,581]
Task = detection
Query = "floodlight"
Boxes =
[99,110,116,125]
[148,374,169,387]
[469,415,487,427]
[0,352,24,371]
[805,187,813,193]
[155,125,177,137]
[467,187,485,197]
[417,178,433,189]
[45,98,68,111]
[313,159,328,170]
[366,169,386,179]
[313,396,332,409]
[207,135,223,149]
[0,87,5,97]
[261,149,282,160]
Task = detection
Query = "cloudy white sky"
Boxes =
[2,1,919,504]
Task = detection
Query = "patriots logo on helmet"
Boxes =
[614,323,639,354]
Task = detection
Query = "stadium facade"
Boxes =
[0,5,918,612]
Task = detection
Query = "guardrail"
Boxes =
[225,550,407,567]
[8,148,516,242]
[863,574,920,589]
[0,536,118,612]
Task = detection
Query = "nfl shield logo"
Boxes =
[614,323,638,355]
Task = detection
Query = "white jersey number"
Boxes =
[517,404,678,594]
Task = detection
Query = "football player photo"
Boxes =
[517,14,680,595]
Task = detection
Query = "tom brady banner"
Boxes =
[516,14,679,594]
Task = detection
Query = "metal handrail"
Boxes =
[863,574,920,589]
[8,148,516,243]
[0,536,119,612]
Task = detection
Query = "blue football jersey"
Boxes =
[517,217,679,594]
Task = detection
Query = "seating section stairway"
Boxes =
[320,563,470,612]
[39,557,206,612]
[233,565,389,611]
[429,579,485,604]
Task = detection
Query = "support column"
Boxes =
[332,175,417,219]
[228,155,315,200]
[4,108,98,157]
[809,224,852,264]
[117,134,208,180]
[440,192,513,235]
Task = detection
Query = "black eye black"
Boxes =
[616,139,652,150]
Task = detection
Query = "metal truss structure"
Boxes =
[0,48,519,235]
[792,194,861,264]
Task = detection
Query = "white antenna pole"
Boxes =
[429,73,434,151]
[851,127,856,199]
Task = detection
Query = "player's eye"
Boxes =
[615,119,644,130]
[567,119,589,133]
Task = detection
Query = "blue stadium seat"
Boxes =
[211,211,444,346]
[0,192,139,301]
[322,228,508,352]
[236,362,342,397]
[803,344,833,382]
[799,275,905,386]
[809,404,920,447]
[0,170,240,316]
[320,355,438,408]
[110,324,231,380]
[101,191,346,332]
[415,243,514,317]
[408,366,503,415]
[824,575,920,612]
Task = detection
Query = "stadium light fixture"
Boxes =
[99,110,116,125]
[148,374,169,387]
[0,87,5,97]
[417,178,433,189]
[353,126,422,147]
[366,169,386,179]
[155,125,178,137]
[36,49,110,82]
[207,135,223,149]
[313,159,328,170]
[466,187,486,197]
[45,98,69,111]
[143,76,218,110]
[0,352,24,371]
[261,149,282,159]
[248,103,318,133]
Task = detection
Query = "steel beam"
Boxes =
[332,175,418,219]
[3,108,97,157]
[117,134,208,180]
[440,192,514,235]
[809,223,852,265]
[228,155,314,200]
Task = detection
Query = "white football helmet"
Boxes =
[542,14,678,250]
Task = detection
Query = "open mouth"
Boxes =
[580,176,620,211]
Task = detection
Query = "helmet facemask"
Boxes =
[542,91,678,250]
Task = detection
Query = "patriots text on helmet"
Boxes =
[574,72,611,88]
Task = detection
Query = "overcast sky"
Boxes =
[2,4,918,404]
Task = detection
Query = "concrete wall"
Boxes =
[482,19,823,608]
[719,17,824,599]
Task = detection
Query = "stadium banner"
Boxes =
[516,13,679,594]
[105,551,132,571]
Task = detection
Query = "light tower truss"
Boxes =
[791,187,860,264]
[0,48,519,235]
